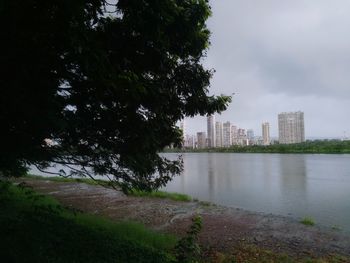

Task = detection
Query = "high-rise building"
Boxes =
[207,115,215,148]
[247,129,255,145]
[278,112,305,144]
[236,128,247,146]
[184,134,195,149]
[223,122,232,147]
[237,128,246,137]
[247,129,254,140]
[231,125,237,144]
[262,122,270,145]
[215,121,223,148]
[197,132,207,149]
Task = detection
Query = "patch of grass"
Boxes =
[25,174,108,186]
[0,180,176,262]
[300,217,315,226]
[128,189,192,202]
[76,215,177,251]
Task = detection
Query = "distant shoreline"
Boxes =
[164,140,350,154]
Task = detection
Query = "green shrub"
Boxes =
[175,215,202,263]
[300,217,315,226]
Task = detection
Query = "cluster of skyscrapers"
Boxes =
[181,111,305,149]
[182,116,271,149]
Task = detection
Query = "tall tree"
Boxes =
[0,0,231,191]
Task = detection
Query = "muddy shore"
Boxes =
[19,178,350,260]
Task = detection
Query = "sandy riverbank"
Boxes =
[19,178,350,261]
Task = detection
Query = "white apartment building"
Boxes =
[247,129,255,145]
[197,132,207,149]
[235,128,248,146]
[262,122,270,145]
[231,125,237,145]
[207,115,215,148]
[278,112,305,144]
[247,129,254,140]
[223,122,232,147]
[184,134,195,149]
[215,121,223,147]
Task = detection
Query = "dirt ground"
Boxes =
[19,178,350,260]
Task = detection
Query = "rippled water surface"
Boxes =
[162,153,350,231]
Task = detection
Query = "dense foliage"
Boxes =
[0,0,230,191]
[169,140,350,154]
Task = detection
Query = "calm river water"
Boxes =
[162,153,350,231]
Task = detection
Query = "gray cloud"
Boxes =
[209,0,350,96]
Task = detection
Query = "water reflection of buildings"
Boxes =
[279,155,307,185]
[207,154,237,203]
[207,154,215,200]
[278,155,307,213]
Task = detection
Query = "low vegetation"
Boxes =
[175,215,203,262]
[300,217,316,226]
[26,174,109,186]
[0,180,176,262]
[128,189,192,202]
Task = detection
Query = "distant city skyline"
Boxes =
[181,113,348,140]
[180,0,350,139]
[180,109,350,146]
[180,114,277,139]
[182,117,272,148]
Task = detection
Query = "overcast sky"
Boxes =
[185,0,350,138]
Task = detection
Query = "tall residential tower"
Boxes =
[207,115,215,148]
[223,121,232,147]
[197,132,207,149]
[278,112,305,144]
[262,122,270,145]
[215,121,223,148]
